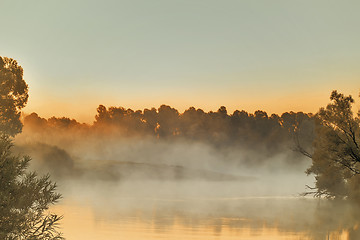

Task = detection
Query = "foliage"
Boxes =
[0,57,29,136]
[0,135,63,240]
[25,105,314,157]
[305,91,360,199]
[0,56,63,239]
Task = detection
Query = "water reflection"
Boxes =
[52,197,360,240]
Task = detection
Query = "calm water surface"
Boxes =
[52,196,359,240]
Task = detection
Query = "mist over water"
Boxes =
[12,110,360,239]
[14,129,312,198]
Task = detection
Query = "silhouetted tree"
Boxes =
[179,107,207,140]
[143,107,158,134]
[0,56,63,239]
[0,57,29,136]
[157,105,179,137]
[0,136,63,240]
[304,91,360,199]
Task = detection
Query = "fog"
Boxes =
[12,108,360,239]
[14,108,316,199]
[14,120,313,198]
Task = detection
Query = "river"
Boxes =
[51,180,360,240]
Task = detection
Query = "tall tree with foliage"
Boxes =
[0,57,29,136]
[305,90,360,199]
[0,56,63,239]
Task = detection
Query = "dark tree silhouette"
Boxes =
[304,91,360,199]
[157,105,179,137]
[0,57,29,136]
[0,56,63,239]
[0,136,63,240]
[30,103,315,166]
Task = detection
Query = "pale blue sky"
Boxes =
[1,0,359,122]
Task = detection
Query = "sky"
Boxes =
[1,0,359,123]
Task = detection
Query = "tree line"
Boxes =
[24,105,315,158]
[23,92,360,200]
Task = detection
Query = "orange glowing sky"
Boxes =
[1,0,359,123]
